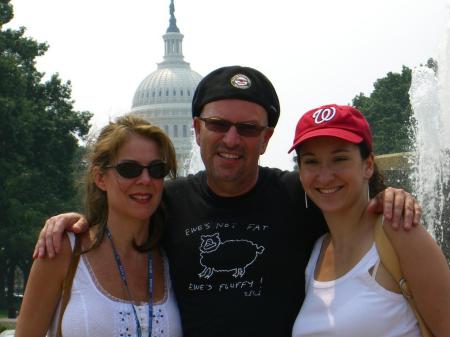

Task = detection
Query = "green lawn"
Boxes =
[0,322,16,331]
[0,309,17,330]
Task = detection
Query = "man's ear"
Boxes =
[193,118,201,146]
[260,128,275,154]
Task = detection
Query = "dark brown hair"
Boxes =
[358,142,386,198]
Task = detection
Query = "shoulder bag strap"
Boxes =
[374,216,433,337]
[56,234,82,337]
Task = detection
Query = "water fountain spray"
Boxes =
[409,3,450,247]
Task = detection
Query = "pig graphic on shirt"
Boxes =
[198,233,265,279]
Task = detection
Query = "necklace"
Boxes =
[105,228,153,337]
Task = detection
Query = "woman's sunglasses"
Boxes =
[106,160,169,179]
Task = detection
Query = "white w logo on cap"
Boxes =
[312,107,336,124]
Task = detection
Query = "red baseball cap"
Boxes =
[288,104,373,153]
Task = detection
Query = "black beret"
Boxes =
[192,65,280,127]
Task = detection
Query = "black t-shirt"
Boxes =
[162,167,326,337]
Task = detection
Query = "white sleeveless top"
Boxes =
[48,233,183,337]
[292,235,421,337]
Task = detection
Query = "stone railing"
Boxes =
[375,152,450,265]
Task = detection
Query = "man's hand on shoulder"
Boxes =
[367,187,422,230]
[33,212,88,259]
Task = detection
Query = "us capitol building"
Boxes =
[130,1,202,175]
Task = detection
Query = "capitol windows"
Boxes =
[174,125,179,137]
[164,125,169,134]
[173,89,176,96]
[187,90,191,96]
[152,91,155,97]
[166,90,169,96]
[180,89,183,96]
[183,125,187,137]
[159,90,162,96]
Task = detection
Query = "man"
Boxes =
[35,66,420,337]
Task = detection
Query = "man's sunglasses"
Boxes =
[198,117,268,137]
[106,160,169,179]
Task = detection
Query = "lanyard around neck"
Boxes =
[105,228,153,337]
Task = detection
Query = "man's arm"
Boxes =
[33,212,88,259]
[34,187,421,258]
[367,187,421,230]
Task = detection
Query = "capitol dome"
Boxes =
[131,0,202,175]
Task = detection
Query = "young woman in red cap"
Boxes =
[290,104,450,337]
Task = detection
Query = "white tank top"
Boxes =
[292,235,421,337]
[48,232,183,337]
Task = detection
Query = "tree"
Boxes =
[352,66,413,155]
[0,0,92,312]
[352,59,438,155]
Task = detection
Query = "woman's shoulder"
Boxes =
[31,232,74,282]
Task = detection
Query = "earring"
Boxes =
[305,192,309,209]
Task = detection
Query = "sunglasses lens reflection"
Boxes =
[147,162,169,179]
[114,161,168,179]
[201,118,264,137]
[116,162,142,178]
[205,119,231,133]
[237,124,262,137]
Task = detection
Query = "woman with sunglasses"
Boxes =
[16,115,183,337]
[290,104,450,337]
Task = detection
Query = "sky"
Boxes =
[6,0,450,170]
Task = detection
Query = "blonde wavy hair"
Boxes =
[84,114,177,252]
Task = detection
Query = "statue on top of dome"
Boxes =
[167,0,180,33]
[170,0,175,16]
